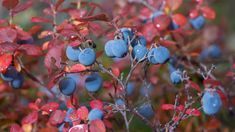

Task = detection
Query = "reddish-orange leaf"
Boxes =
[161,104,174,110]
[10,124,23,132]
[2,0,19,10]
[0,27,17,43]
[153,15,171,31]
[200,6,216,20]
[188,80,201,92]
[172,13,187,26]
[69,124,88,132]
[66,64,87,73]
[41,102,59,114]
[21,111,38,125]
[49,110,66,125]
[31,17,52,23]
[166,0,183,11]
[77,106,89,121]
[89,119,106,132]
[90,100,103,110]
[0,54,12,73]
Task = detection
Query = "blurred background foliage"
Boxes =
[0,0,235,131]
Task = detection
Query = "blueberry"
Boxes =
[147,48,158,64]
[58,123,65,132]
[140,84,154,96]
[10,73,24,89]
[190,15,205,30]
[154,46,170,64]
[104,40,115,57]
[169,21,179,30]
[78,48,96,66]
[59,77,76,96]
[1,66,18,82]
[120,28,134,44]
[64,108,74,122]
[137,103,154,119]
[85,73,103,92]
[132,44,148,61]
[88,108,104,121]
[208,44,221,58]
[170,70,181,84]
[17,37,34,45]
[168,64,176,74]
[202,89,222,115]
[115,98,125,106]
[127,82,135,96]
[131,36,147,47]
[67,73,80,85]
[66,46,81,61]
[111,39,128,58]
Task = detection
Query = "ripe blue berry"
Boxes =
[170,71,181,84]
[137,103,154,119]
[10,73,24,89]
[169,21,179,30]
[132,44,148,61]
[147,48,158,64]
[154,46,170,64]
[131,36,147,47]
[88,108,104,121]
[120,28,134,44]
[208,44,221,58]
[115,98,125,106]
[104,40,115,57]
[202,89,222,115]
[1,66,18,82]
[111,39,128,58]
[85,73,103,92]
[190,15,205,30]
[59,77,76,96]
[78,48,96,66]
[127,82,135,96]
[66,46,81,61]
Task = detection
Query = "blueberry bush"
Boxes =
[0,0,234,132]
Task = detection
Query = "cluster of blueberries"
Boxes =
[0,66,24,89]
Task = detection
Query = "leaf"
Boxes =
[186,109,201,116]
[200,6,216,20]
[65,64,87,73]
[44,42,64,72]
[225,72,234,77]
[232,63,235,69]
[77,106,89,121]
[39,127,58,132]
[31,17,52,23]
[78,13,110,22]
[28,103,40,111]
[0,27,17,43]
[69,40,82,47]
[189,9,199,19]
[0,42,19,53]
[166,0,182,11]
[55,0,64,10]
[111,67,120,77]
[17,44,43,56]
[2,0,19,10]
[29,25,42,35]
[160,40,176,47]
[41,102,59,114]
[12,0,33,15]
[203,79,221,87]
[161,104,174,110]
[188,80,201,92]
[10,124,23,132]
[38,31,54,39]
[89,120,106,132]
[172,13,187,26]
[0,54,12,73]
[21,111,38,125]
[69,124,88,132]
[49,110,66,125]
[90,100,103,110]
[69,110,80,122]
[153,15,171,31]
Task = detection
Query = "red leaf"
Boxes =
[69,40,82,47]
[0,42,19,53]
[38,31,54,39]
[103,119,113,129]
[225,72,234,77]
[0,54,12,73]
[161,104,174,110]
[89,119,106,132]
[28,103,40,111]
[203,79,221,87]
[2,0,19,10]
[17,44,43,56]
[0,27,17,43]
[172,13,187,27]
[10,124,23,132]
[90,100,103,110]
[55,0,64,10]
[166,0,183,11]
[69,124,88,132]
[21,111,38,125]
[77,106,89,121]
[186,109,201,116]
[41,102,59,114]
[31,17,51,23]
[49,110,66,125]
[111,67,120,77]
[78,13,110,22]
[189,9,199,19]
[217,90,227,102]
[188,80,201,92]
[44,42,64,72]
[176,105,184,111]
[153,15,171,31]
[160,40,176,47]
[65,64,87,73]
[39,127,58,132]
[232,63,235,69]
[69,110,80,122]
[200,6,216,20]
[29,25,42,35]
[12,0,33,15]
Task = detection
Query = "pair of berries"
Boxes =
[66,46,96,66]
[147,46,170,64]
[1,66,24,89]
